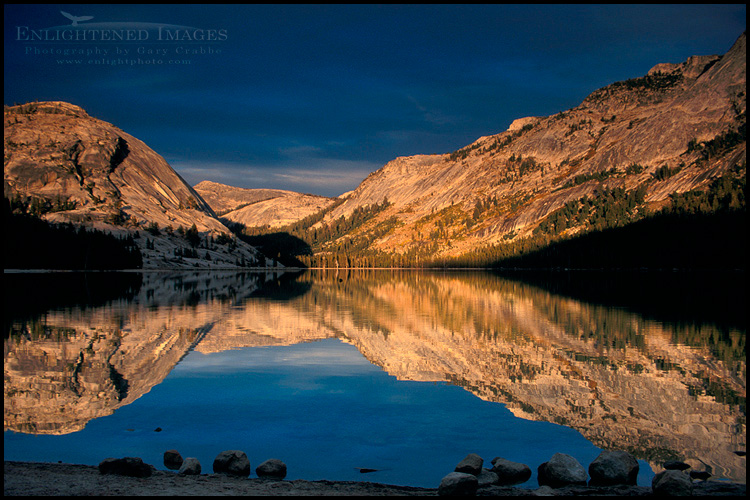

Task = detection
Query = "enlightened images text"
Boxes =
[16,26,228,42]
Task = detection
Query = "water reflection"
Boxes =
[4,269,746,483]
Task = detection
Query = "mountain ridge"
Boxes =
[4,102,273,269]
[215,31,745,267]
[4,32,745,269]
[194,180,338,229]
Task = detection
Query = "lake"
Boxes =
[3,269,746,488]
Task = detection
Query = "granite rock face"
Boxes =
[3,102,269,269]
[213,32,746,262]
[194,180,337,229]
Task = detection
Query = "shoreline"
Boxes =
[4,461,436,497]
[4,461,746,496]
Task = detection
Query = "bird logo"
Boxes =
[60,11,94,26]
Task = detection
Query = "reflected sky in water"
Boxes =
[4,270,745,487]
[5,338,621,487]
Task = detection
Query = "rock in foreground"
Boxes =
[256,458,287,479]
[4,461,747,496]
[588,450,639,486]
[178,457,201,475]
[212,450,250,477]
[163,450,183,470]
[439,472,479,496]
[491,457,532,485]
[454,453,484,476]
[537,453,588,488]
[652,469,693,496]
[98,457,153,478]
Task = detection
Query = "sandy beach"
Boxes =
[5,461,747,497]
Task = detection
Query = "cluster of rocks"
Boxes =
[438,453,534,496]
[95,448,741,497]
[438,450,715,496]
[98,450,287,480]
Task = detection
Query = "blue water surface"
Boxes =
[4,337,654,488]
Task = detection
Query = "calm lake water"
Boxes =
[4,269,746,487]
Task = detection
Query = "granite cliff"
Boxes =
[194,180,337,228]
[3,103,271,269]
[216,32,745,265]
[327,32,745,258]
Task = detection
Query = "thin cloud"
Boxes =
[172,158,378,198]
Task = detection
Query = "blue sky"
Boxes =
[4,4,746,197]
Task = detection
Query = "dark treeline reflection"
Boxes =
[296,268,746,373]
[247,270,310,301]
[3,271,311,341]
[299,268,745,331]
[3,272,143,339]
[493,269,746,332]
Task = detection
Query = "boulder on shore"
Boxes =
[491,457,531,485]
[178,457,201,475]
[163,450,183,470]
[588,450,639,486]
[652,469,693,496]
[476,468,499,487]
[454,453,483,476]
[438,472,478,496]
[256,459,287,479]
[537,453,587,488]
[212,450,250,477]
[98,457,153,478]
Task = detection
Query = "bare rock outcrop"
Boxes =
[4,102,269,269]
[225,32,746,261]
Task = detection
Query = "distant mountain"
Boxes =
[3,102,272,269]
[193,181,298,215]
[226,32,746,268]
[194,180,337,228]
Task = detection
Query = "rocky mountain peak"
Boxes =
[217,32,745,266]
[507,116,541,133]
[5,100,89,118]
[195,180,338,230]
[4,103,270,269]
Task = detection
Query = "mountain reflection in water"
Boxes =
[4,269,746,484]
